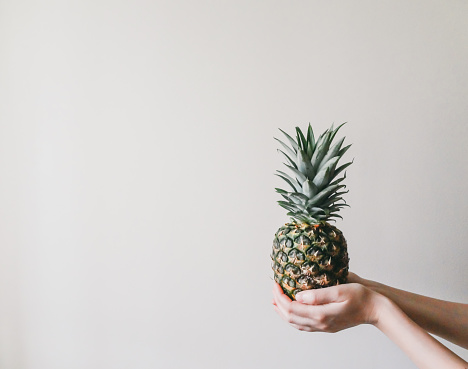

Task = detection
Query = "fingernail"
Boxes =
[295,293,303,302]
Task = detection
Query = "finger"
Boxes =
[291,323,314,332]
[280,302,344,333]
[295,285,345,305]
[273,306,315,332]
[272,283,325,325]
[272,283,292,306]
[273,305,286,321]
[273,304,283,316]
[272,282,289,299]
[273,283,305,324]
[273,287,324,325]
[273,283,292,314]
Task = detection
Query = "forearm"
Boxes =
[362,278,468,349]
[374,295,468,369]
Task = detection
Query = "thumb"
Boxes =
[295,285,344,305]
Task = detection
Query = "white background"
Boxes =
[1,1,468,368]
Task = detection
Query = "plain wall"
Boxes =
[1,1,468,368]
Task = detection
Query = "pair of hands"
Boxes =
[272,272,381,333]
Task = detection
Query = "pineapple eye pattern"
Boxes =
[272,223,349,299]
[279,237,293,249]
[282,276,296,288]
[329,243,340,256]
[294,235,311,246]
[297,275,314,289]
[288,249,305,263]
[306,246,323,260]
[319,257,334,271]
[271,262,284,275]
[276,251,288,264]
[301,261,320,276]
[285,264,301,277]
[288,249,297,259]
[272,238,280,251]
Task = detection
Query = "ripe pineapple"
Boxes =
[272,123,352,300]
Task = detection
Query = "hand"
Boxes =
[272,282,382,333]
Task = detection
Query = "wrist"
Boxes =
[372,293,402,330]
[368,290,393,326]
[358,276,375,288]
[360,277,384,295]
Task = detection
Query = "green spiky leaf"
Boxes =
[306,124,315,157]
[331,160,354,181]
[274,137,296,159]
[318,137,345,170]
[297,150,315,179]
[306,184,344,207]
[278,149,297,169]
[278,129,299,152]
[285,164,307,184]
[288,192,310,202]
[295,127,307,151]
[275,123,353,223]
[302,179,318,198]
[275,173,298,192]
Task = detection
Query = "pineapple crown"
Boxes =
[275,123,353,224]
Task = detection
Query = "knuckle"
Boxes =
[315,313,326,324]
[353,283,364,294]
[334,288,342,300]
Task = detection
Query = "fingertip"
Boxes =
[273,283,286,297]
[273,283,293,305]
[295,289,316,305]
[295,289,311,301]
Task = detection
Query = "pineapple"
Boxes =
[272,123,352,300]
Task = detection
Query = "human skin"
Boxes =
[272,274,468,369]
[350,273,468,350]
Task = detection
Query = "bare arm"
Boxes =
[272,283,468,369]
[374,294,467,369]
[350,273,468,349]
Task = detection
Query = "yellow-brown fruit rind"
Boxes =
[271,222,349,300]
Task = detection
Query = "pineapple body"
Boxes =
[272,222,349,300]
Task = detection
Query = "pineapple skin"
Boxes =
[272,222,349,300]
